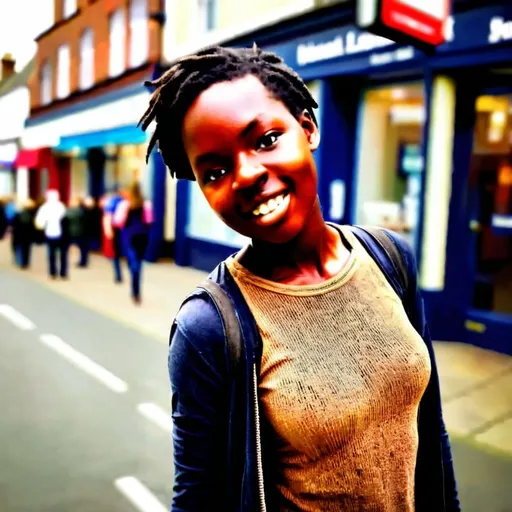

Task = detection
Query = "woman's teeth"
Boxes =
[252,194,286,217]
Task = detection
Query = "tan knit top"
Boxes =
[225,226,431,512]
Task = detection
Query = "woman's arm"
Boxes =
[394,235,460,512]
[168,293,231,511]
[112,200,129,228]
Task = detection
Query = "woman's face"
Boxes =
[182,74,320,244]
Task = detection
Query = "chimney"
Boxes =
[1,53,15,80]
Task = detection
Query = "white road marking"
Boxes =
[39,334,128,393]
[115,476,168,512]
[0,304,36,331]
[137,403,173,433]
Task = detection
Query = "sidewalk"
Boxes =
[1,240,511,458]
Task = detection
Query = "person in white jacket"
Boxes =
[35,189,69,279]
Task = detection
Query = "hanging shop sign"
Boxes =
[356,0,451,48]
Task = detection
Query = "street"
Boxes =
[1,249,511,511]
[0,270,172,511]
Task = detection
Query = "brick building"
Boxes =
[16,0,167,259]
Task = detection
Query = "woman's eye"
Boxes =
[204,168,227,184]
[256,132,281,150]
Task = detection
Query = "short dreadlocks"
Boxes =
[138,44,318,181]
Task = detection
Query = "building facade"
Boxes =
[0,55,33,199]
[160,0,512,355]
[17,0,168,259]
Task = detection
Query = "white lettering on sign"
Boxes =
[369,46,415,66]
[297,36,344,66]
[488,17,512,44]
[296,30,393,66]
[345,31,394,54]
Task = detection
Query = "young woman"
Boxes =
[113,182,153,304]
[139,46,459,512]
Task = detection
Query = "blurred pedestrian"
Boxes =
[81,196,96,266]
[138,45,460,511]
[103,186,125,283]
[2,195,18,262]
[3,195,17,225]
[0,197,8,240]
[113,182,153,304]
[35,189,69,280]
[66,196,89,268]
[11,199,37,269]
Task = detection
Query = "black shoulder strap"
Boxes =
[348,225,409,297]
[197,279,242,373]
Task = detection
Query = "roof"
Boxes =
[0,58,36,98]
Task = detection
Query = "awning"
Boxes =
[55,124,147,152]
[14,148,52,169]
[22,89,150,150]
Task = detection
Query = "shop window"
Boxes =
[79,28,94,90]
[355,83,425,249]
[129,0,148,68]
[63,0,77,18]
[109,9,126,78]
[40,60,52,106]
[469,94,512,314]
[57,45,70,99]
[196,0,216,33]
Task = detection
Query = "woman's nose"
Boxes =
[232,154,267,192]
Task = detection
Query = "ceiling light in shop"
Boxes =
[390,104,425,124]
[391,88,407,100]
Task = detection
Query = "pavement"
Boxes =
[1,240,511,511]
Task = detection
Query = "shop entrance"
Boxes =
[466,92,512,338]
[354,82,425,251]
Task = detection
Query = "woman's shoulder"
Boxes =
[171,286,227,359]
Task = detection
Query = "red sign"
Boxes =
[381,0,449,46]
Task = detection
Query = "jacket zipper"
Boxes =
[252,364,267,512]
[440,441,446,511]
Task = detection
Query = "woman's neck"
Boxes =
[239,199,350,285]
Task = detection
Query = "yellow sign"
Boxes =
[465,320,486,334]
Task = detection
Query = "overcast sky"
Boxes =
[0,0,54,71]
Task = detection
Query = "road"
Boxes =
[0,270,172,511]
[0,267,511,511]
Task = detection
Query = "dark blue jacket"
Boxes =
[168,228,460,512]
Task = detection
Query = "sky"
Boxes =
[0,0,54,71]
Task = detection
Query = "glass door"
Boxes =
[468,94,512,316]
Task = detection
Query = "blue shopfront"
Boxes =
[171,1,512,355]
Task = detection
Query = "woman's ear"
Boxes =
[299,110,320,151]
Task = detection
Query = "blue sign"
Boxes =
[263,4,512,78]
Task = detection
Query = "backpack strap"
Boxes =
[348,225,409,299]
[197,279,242,374]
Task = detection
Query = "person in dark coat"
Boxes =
[11,199,37,269]
[66,196,89,268]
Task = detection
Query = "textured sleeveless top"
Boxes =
[225,226,431,511]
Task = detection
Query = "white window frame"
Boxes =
[195,0,216,34]
[79,28,95,90]
[63,0,77,19]
[129,0,148,68]
[57,45,70,99]
[40,61,52,106]
[109,9,126,78]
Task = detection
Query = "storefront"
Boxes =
[170,1,512,354]
[22,82,173,261]
[0,59,33,201]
